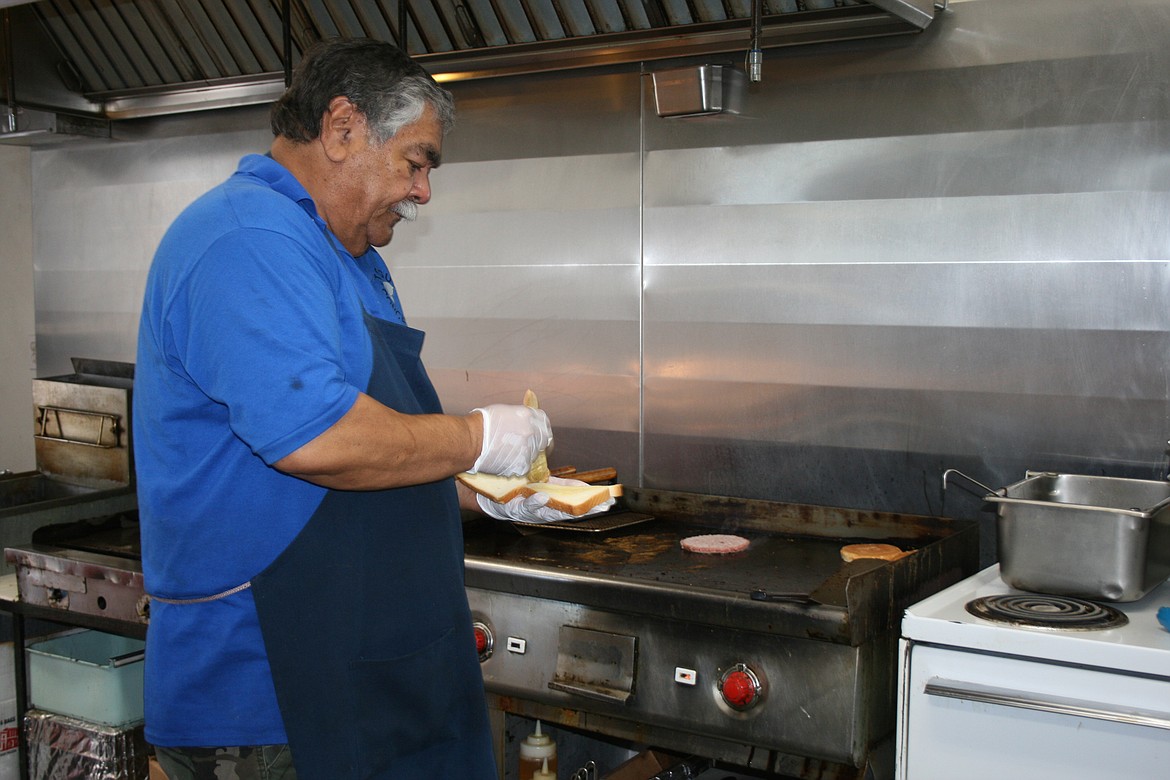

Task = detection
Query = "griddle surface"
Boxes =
[462,513,913,599]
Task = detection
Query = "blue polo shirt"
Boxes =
[135,154,406,746]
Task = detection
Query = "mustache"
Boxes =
[392,199,418,222]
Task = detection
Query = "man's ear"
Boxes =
[319,96,360,162]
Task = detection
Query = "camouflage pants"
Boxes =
[154,745,298,780]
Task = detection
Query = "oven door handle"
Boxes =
[924,678,1170,731]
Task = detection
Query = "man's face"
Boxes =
[347,105,443,250]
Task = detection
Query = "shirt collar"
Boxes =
[237,153,320,223]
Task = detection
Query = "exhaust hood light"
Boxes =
[652,65,746,118]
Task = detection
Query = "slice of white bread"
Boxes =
[458,472,622,516]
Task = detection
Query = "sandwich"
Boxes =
[457,471,622,516]
[459,389,621,516]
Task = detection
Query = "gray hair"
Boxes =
[270,38,455,145]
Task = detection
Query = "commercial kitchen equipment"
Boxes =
[0,357,139,780]
[983,471,1170,602]
[465,487,978,779]
[5,512,145,627]
[0,357,136,575]
[3,474,976,779]
[897,564,1170,779]
[4,0,939,127]
[0,520,145,780]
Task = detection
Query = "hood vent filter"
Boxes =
[7,0,936,120]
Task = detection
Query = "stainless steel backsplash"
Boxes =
[28,0,1170,549]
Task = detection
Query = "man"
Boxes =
[135,38,596,779]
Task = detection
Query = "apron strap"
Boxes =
[150,580,252,605]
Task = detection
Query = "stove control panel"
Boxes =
[466,586,871,764]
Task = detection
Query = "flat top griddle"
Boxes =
[464,513,901,598]
[463,487,979,644]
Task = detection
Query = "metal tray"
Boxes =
[987,471,1170,602]
[511,511,655,533]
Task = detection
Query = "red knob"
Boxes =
[716,664,762,711]
[471,621,493,661]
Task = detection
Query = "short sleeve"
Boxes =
[168,227,360,464]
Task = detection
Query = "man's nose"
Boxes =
[411,170,432,204]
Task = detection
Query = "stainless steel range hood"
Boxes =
[2,0,937,124]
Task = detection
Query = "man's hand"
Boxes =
[468,404,552,477]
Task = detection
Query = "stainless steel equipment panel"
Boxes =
[5,545,147,625]
[467,587,889,767]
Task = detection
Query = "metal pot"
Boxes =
[944,469,1170,602]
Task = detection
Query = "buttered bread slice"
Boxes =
[458,472,621,516]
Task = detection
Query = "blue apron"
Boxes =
[250,311,496,780]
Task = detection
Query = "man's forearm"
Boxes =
[273,392,483,490]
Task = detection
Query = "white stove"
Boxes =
[896,565,1170,780]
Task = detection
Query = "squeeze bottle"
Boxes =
[518,720,557,780]
[532,757,556,780]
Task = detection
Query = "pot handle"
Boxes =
[941,468,999,497]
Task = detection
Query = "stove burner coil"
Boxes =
[965,593,1128,631]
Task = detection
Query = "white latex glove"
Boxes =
[477,476,615,524]
[468,404,553,477]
